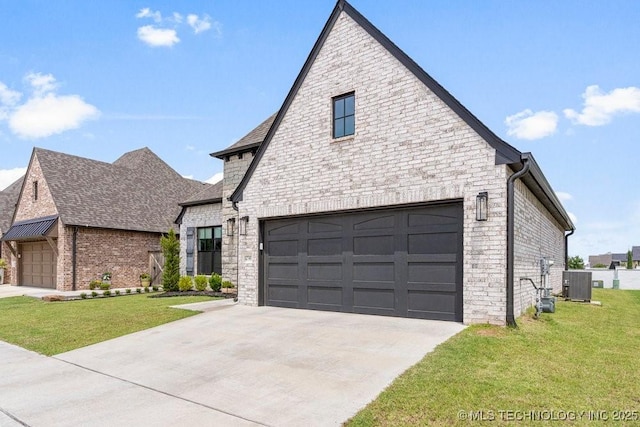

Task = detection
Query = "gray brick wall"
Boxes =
[234,11,510,324]
[513,179,565,317]
[222,153,254,286]
[179,203,223,276]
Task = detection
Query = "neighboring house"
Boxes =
[0,176,24,284]
[589,250,639,268]
[211,0,573,325]
[175,181,223,277]
[1,147,210,290]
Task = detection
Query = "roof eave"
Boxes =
[210,142,262,160]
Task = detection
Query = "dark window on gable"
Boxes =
[333,93,355,138]
[33,181,38,201]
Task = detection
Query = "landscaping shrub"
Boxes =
[144,287,150,293]
[89,280,101,290]
[209,273,222,292]
[178,276,193,292]
[222,280,234,289]
[160,228,180,291]
[152,286,159,291]
[91,291,98,297]
[103,290,111,297]
[136,288,142,294]
[99,282,110,291]
[194,275,208,291]
[80,292,87,299]
[126,289,131,294]
[115,290,121,296]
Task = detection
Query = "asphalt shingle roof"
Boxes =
[0,176,24,234]
[210,113,277,159]
[34,147,211,234]
[179,180,223,206]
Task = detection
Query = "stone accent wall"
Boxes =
[14,154,58,222]
[513,179,565,317]
[221,152,254,286]
[1,241,14,284]
[67,226,161,291]
[179,203,223,276]
[235,11,510,324]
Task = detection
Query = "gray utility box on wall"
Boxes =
[563,271,593,301]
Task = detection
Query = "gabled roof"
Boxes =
[0,176,24,234]
[229,0,574,231]
[210,113,277,159]
[632,246,640,261]
[19,147,209,234]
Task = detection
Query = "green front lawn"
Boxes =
[349,289,640,426]
[0,294,215,355]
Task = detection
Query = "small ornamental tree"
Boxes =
[568,255,585,270]
[161,228,180,292]
[627,250,633,270]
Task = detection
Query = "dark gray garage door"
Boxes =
[263,203,463,321]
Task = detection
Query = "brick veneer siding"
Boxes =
[68,226,161,290]
[1,241,13,284]
[235,11,511,324]
[513,179,565,317]
[14,154,58,222]
[179,203,223,276]
[222,153,254,286]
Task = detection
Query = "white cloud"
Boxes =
[0,167,26,191]
[205,172,223,184]
[9,93,99,139]
[187,14,212,34]
[136,8,162,23]
[182,174,194,180]
[172,13,183,24]
[0,73,99,139]
[25,72,58,97]
[555,191,573,202]
[137,25,180,47]
[505,109,558,140]
[564,85,640,126]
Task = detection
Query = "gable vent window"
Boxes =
[33,181,38,201]
[333,93,355,138]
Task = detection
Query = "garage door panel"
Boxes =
[264,203,462,321]
[308,237,342,256]
[353,215,395,231]
[353,262,395,282]
[354,235,394,255]
[268,240,298,256]
[307,263,343,281]
[308,220,343,234]
[408,291,458,321]
[307,286,342,308]
[267,222,300,236]
[408,232,458,254]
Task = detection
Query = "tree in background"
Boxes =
[161,228,180,291]
[568,255,585,270]
[627,250,633,269]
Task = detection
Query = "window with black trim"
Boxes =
[333,93,355,138]
[33,181,38,201]
[197,226,222,275]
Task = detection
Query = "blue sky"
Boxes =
[1,1,639,261]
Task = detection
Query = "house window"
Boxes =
[197,226,222,275]
[33,181,38,201]
[333,93,355,138]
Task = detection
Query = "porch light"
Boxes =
[239,216,249,235]
[476,192,488,221]
[226,218,236,236]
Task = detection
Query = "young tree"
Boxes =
[627,250,633,269]
[160,228,180,291]
[568,255,585,270]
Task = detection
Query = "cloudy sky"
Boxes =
[0,0,638,260]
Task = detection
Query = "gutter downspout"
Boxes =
[72,226,78,291]
[231,200,240,303]
[564,229,575,270]
[506,157,531,327]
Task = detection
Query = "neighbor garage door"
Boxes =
[20,241,57,289]
[263,203,463,321]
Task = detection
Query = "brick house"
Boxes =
[211,0,574,325]
[0,176,24,284]
[1,147,210,290]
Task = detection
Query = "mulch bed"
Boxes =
[149,290,237,299]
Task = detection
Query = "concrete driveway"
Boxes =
[0,303,464,426]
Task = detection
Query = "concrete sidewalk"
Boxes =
[0,305,464,426]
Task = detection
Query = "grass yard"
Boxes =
[0,294,215,356]
[348,289,640,426]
